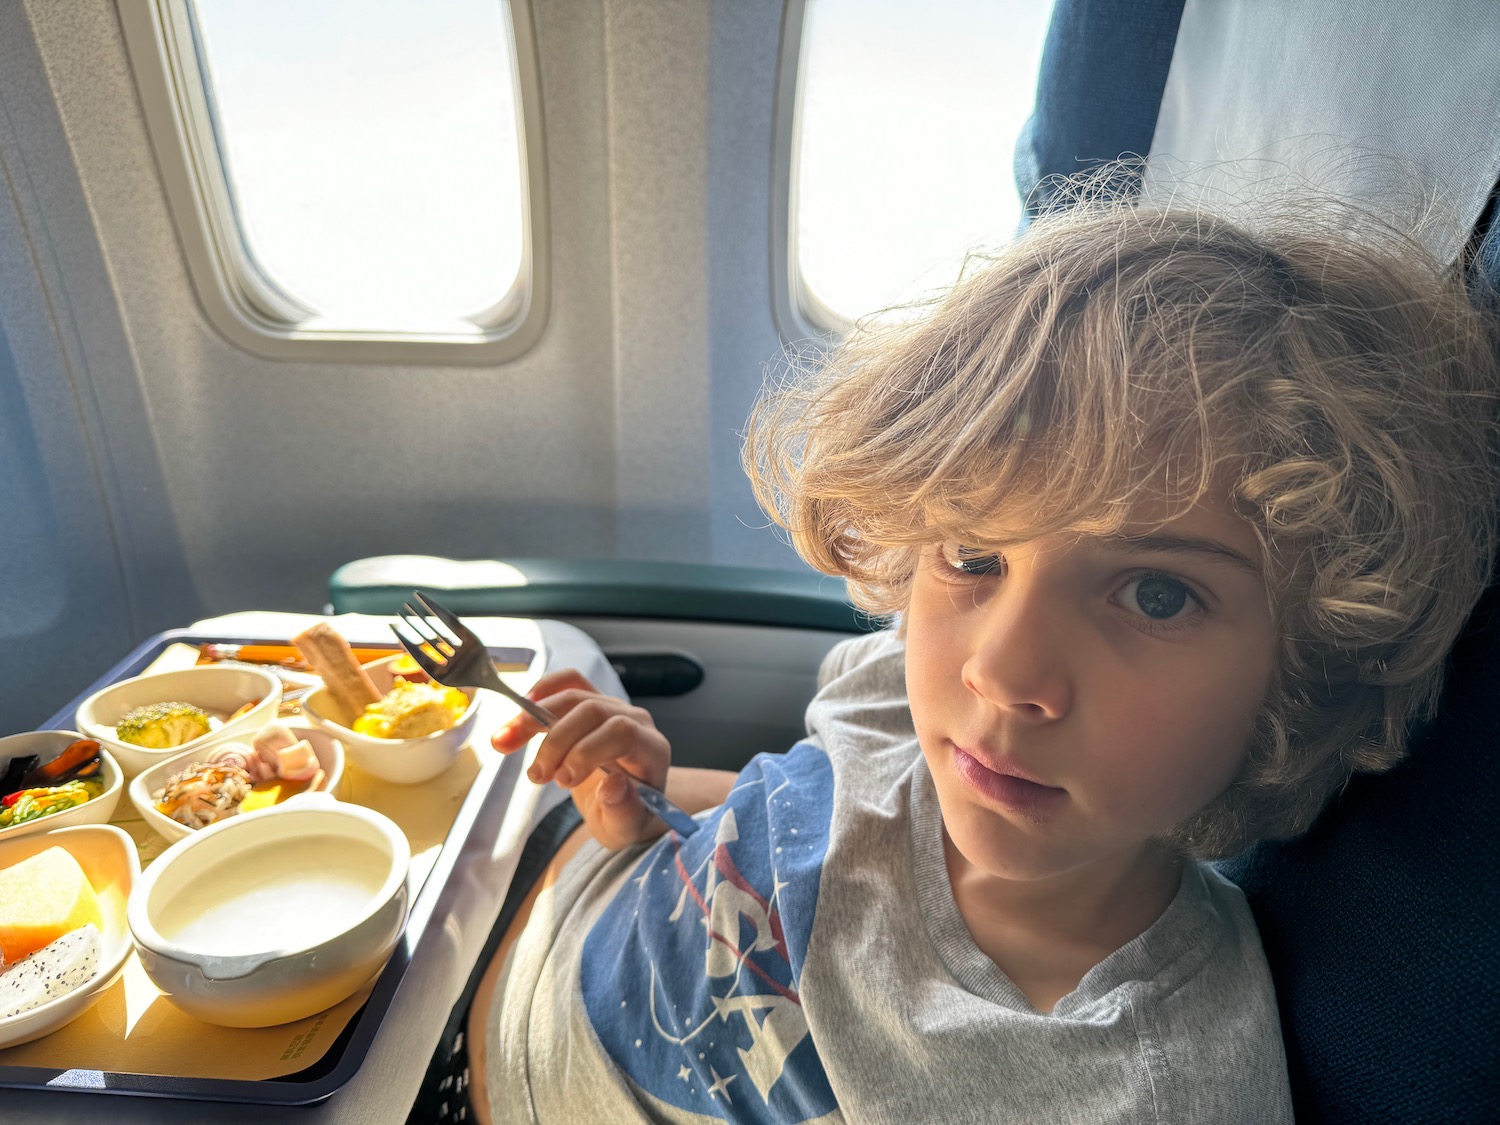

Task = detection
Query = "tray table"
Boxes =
[0,612,604,1119]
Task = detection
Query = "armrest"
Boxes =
[328,555,875,633]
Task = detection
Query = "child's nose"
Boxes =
[961,579,1073,722]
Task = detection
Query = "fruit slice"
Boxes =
[239,771,318,813]
[0,925,102,1018]
[0,847,104,963]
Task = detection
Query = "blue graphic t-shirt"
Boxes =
[580,742,838,1123]
[488,629,1293,1125]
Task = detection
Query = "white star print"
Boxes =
[678,1065,692,1082]
[705,1065,737,1103]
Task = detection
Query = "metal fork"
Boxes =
[391,591,700,837]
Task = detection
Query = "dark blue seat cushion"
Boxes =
[1014,0,1186,219]
[1218,577,1500,1123]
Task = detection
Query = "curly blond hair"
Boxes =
[745,199,1500,858]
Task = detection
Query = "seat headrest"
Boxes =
[1143,0,1500,266]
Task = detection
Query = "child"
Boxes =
[454,200,1500,1123]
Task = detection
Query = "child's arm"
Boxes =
[658,766,738,813]
[492,669,735,848]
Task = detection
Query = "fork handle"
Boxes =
[605,769,701,837]
[516,696,559,726]
[474,660,559,728]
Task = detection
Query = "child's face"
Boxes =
[905,490,1277,885]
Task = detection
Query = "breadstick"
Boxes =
[294,623,382,719]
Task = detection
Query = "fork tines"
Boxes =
[392,598,458,667]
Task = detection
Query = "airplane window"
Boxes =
[190,0,525,333]
[121,0,545,360]
[789,0,1055,332]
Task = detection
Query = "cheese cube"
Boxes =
[0,847,104,963]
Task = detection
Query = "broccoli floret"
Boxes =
[115,701,213,749]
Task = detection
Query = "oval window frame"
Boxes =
[118,0,549,365]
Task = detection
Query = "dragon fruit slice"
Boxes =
[0,924,101,1018]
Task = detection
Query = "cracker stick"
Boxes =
[293,623,382,718]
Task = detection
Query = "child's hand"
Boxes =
[491,669,672,849]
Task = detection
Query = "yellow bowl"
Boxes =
[300,655,477,784]
[127,726,345,844]
[0,824,139,1048]
[0,731,123,844]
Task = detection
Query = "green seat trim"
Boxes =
[328,556,877,633]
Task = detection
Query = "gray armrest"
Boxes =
[328,555,875,633]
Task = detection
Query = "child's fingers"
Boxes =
[527,695,654,783]
[525,668,601,700]
[492,712,538,752]
[512,679,672,849]
[574,770,657,849]
[549,717,670,789]
[490,669,600,754]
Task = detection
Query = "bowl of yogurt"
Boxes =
[126,795,409,1027]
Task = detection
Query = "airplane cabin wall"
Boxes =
[0,0,803,732]
[0,0,199,733]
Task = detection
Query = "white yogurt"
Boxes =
[155,834,389,956]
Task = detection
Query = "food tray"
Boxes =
[0,628,540,1106]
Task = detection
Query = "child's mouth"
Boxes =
[951,746,1066,816]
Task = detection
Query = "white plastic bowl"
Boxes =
[300,654,477,784]
[0,730,123,843]
[127,796,409,1028]
[127,725,345,843]
[0,824,139,1049]
[76,664,282,778]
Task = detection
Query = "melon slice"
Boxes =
[0,924,101,1018]
[0,847,104,963]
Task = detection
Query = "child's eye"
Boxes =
[1115,573,1202,623]
[938,542,1004,577]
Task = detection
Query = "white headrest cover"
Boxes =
[1144,0,1500,263]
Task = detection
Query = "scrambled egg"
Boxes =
[353,679,469,740]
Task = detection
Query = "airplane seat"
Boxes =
[1016,1,1500,1120]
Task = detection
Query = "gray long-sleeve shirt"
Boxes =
[487,630,1293,1123]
